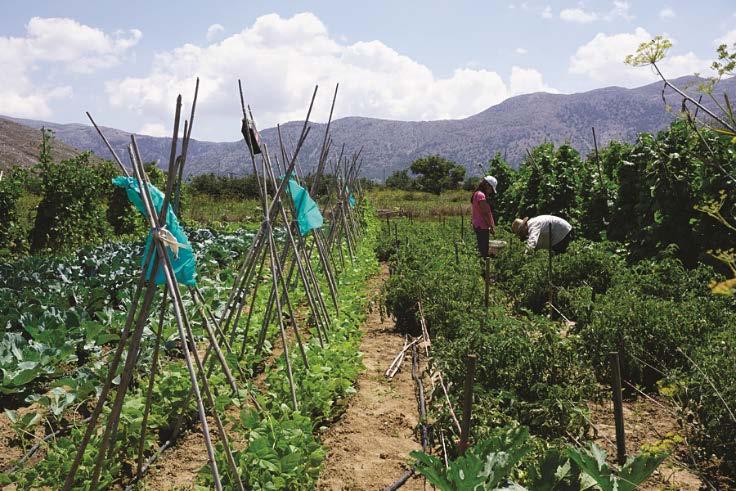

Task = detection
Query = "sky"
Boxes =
[1,0,735,141]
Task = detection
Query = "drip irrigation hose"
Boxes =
[5,416,92,474]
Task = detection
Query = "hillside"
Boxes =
[0,118,99,170]
[2,75,733,179]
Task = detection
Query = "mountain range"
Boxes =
[2,75,733,180]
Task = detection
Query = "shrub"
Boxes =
[106,186,144,236]
[29,155,114,253]
[679,323,736,480]
[493,236,622,314]
[0,168,25,254]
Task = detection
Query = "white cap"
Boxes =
[483,175,497,193]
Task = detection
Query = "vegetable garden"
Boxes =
[0,82,382,490]
[0,37,735,491]
[376,215,736,489]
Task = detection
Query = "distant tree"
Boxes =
[462,176,480,191]
[385,169,414,190]
[190,172,261,199]
[409,155,465,195]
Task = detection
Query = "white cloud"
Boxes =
[206,24,225,41]
[553,1,634,24]
[0,17,140,118]
[569,27,710,87]
[541,6,553,19]
[138,122,169,137]
[659,8,675,20]
[106,12,557,139]
[608,1,634,21]
[23,17,141,73]
[716,30,736,47]
[560,8,598,23]
[515,47,528,55]
[510,66,558,94]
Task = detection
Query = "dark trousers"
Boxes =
[474,227,489,258]
[551,231,572,253]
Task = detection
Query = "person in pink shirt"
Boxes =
[470,176,497,257]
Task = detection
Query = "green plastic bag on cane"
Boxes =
[287,178,324,236]
[112,176,197,286]
[345,185,356,208]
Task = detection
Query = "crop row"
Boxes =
[379,217,736,486]
[2,211,375,488]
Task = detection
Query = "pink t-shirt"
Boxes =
[471,191,495,229]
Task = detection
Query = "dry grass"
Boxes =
[368,189,470,218]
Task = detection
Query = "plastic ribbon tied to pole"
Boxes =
[112,176,197,286]
[286,178,324,236]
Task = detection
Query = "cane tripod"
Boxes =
[64,84,246,491]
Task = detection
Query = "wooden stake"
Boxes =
[548,222,553,311]
[609,352,626,465]
[484,257,490,311]
[459,354,477,454]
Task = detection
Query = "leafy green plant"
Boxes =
[412,426,532,490]
[411,430,667,490]
[29,154,115,253]
[0,167,26,254]
[566,444,668,491]
[4,409,42,446]
[204,407,325,490]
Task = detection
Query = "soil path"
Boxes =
[318,264,423,490]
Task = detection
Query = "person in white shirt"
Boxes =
[511,215,573,253]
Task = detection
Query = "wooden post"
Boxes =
[547,222,553,310]
[461,213,465,241]
[592,126,605,190]
[609,352,626,465]
[484,257,490,310]
[459,354,477,454]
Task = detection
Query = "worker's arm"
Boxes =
[526,223,540,249]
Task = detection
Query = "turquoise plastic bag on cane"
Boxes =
[112,176,197,286]
[287,178,324,236]
[345,185,356,208]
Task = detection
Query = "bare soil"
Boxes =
[141,425,210,490]
[589,396,705,490]
[318,264,423,490]
[0,411,25,471]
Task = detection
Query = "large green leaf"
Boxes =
[617,451,669,491]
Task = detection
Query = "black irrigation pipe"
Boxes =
[123,436,177,491]
[5,416,92,474]
[384,469,415,491]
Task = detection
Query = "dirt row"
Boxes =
[318,264,423,490]
[143,263,426,490]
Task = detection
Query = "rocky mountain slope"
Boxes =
[0,118,99,170]
[2,76,733,179]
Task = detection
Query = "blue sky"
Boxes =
[1,0,734,141]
